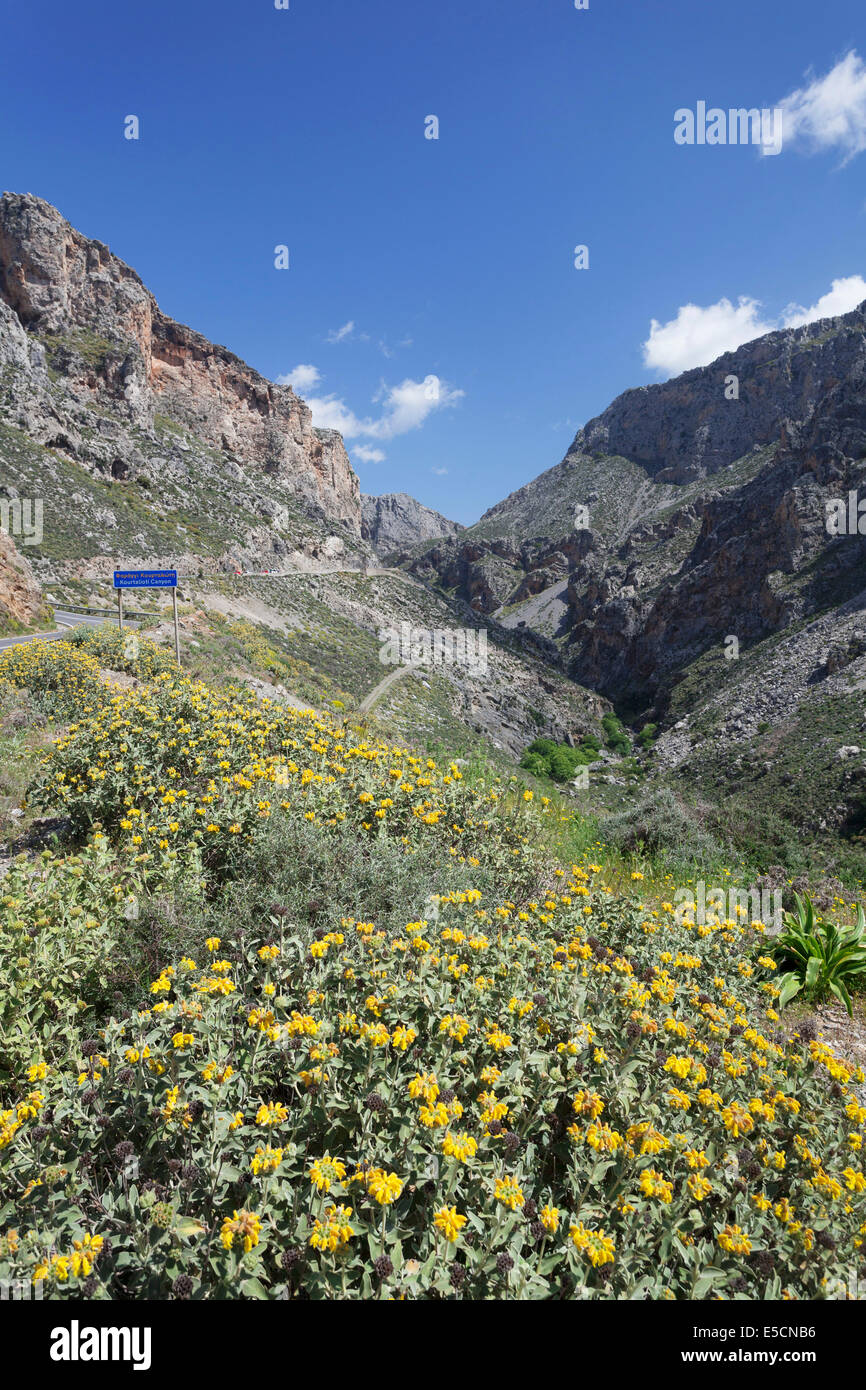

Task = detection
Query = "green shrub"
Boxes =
[202,811,518,942]
[601,713,630,757]
[0,837,194,1082]
[65,623,176,678]
[520,739,584,784]
[548,747,581,783]
[525,738,557,759]
[520,751,551,778]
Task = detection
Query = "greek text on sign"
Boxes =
[113,570,178,589]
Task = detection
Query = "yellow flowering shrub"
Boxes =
[0,637,864,1300]
[0,877,863,1299]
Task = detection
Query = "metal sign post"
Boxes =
[171,586,180,666]
[113,570,180,666]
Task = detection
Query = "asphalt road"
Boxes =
[0,610,115,651]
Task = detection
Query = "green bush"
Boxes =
[520,751,551,778]
[548,747,581,783]
[520,739,586,784]
[524,738,557,760]
[601,713,630,757]
[65,623,176,678]
[0,837,193,1082]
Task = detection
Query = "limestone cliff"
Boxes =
[361,492,463,555]
[0,192,360,531]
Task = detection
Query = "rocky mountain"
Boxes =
[0,193,606,760]
[361,491,463,556]
[395,307,866,876]
[403,306,866,715]
[0,193,467,588]
[0,191,364,581]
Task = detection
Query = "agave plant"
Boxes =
[772,893,866,1016]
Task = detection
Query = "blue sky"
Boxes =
[3,0,866,523]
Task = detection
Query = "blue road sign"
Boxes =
[113,570,178,589]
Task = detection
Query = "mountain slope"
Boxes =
[403,304,866,712]
[0,193,606,760]
[0,192,359,529]
[395,306,866,878]
[0,530,50,634]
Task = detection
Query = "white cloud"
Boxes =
[372,376,464,439]
[780,275,866,327]
[276,363,321,394]
[306,375,464,453]
[643,297,772,374]
[352,445,386,464]
[304,394,363,435]
[327,320,356,343]
[775,50,866,164]
[643,277,866,375]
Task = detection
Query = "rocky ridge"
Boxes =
[361,492,463,556]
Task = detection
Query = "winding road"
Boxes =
[0,610,116,651]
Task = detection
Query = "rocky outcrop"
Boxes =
[575,304,866,483]
[361,492,463,555]
[0,192,360,530]
[0,530,50,630]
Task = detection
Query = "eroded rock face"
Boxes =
[400,301,866,715]
[0,192,360,530]
[576,306,866,483]
[0,529,49,629]
[361,492,463,555]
